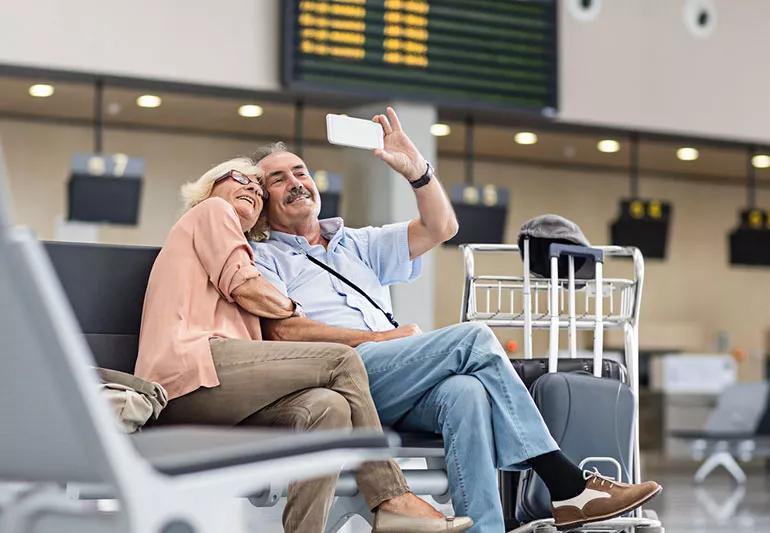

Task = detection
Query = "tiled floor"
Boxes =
[6,464,765,532]
[643,467,770,533]
[247,467,770,532]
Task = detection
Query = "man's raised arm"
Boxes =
[372,106,459,260]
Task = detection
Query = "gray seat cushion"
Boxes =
[44,242,159,370]
[132,426,396,476]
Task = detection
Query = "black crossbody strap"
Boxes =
[301,251,400,328]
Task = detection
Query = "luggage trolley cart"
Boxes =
[459,241,663,533]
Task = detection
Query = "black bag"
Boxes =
[511,358,627,389]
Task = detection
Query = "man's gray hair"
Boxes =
[251,142,289,164]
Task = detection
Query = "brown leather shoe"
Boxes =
[371,510,473,532]
[551,469,662,530]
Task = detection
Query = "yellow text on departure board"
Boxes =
[299,1,367,60]
[383,0,429,68]
[298,0,430,68]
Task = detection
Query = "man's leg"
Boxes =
[241,388,352,533]
[398,375,504,532]
[359,323,662,529]
[357,321,558,469]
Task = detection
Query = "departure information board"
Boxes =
[283,0,558,112]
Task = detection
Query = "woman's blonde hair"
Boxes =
[180,157,268,241]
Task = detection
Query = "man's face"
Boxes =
[259,151,321,230]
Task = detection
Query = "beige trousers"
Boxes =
[159,338,409,532]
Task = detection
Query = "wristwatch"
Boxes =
[290,299,305,318]
[409,161,434,189]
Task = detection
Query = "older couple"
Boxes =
[136,108,660,533]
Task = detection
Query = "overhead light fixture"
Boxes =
[676,147,699,161]
[29,84,55,98]
[430,123,451,137]
[597,139,620,153]
[752,154,770,169]
[136,94,162,108]
[238,104,263,118]
[514,131,538,145]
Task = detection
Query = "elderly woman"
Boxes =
[134,157,471,533]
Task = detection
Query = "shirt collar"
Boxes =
[268,217,346,253]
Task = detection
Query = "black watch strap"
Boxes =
[409,161,433,189]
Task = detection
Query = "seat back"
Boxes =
[44,242,160,373]
[0,145,138,487]
[704,381,770,434]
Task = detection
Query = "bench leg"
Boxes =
[694,451,747,484]
[325,494,373,533]
[425,457,451,505]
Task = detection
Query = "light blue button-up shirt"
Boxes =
[250,218,422,332]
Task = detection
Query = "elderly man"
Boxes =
[250,107,661,531]
[135,156,471,533]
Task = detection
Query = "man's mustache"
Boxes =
[284,187,313,204]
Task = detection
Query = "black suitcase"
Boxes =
[515,372,635,522]
[503,357,628,528]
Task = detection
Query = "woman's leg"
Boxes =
[241,388,352,533]
[159,338,409,515]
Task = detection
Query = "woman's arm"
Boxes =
[191,198,294,318]
[232,276,295,319]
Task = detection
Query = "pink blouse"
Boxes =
[135,197,262,399]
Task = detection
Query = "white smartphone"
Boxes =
[326,113,384,151]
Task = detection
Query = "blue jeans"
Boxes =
[356,322,558,532]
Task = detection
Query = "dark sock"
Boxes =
[528,450,587,501]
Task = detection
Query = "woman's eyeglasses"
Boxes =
[215,170,268,200]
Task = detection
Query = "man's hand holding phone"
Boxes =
[325,107,428,183]
[371,106,428,183]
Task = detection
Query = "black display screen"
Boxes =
[284,0,558,112]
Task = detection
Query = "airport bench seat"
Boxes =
[43,240,449,530]
[0,221,398,533]
[670,382,770,485]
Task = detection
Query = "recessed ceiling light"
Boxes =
[136,94,162,108]
[752,154,770,169]
[29,84,54,98]
[597,139,620,153]
[676,147,699,161]
[430,123,451,137]
[238,104,263,118]
[514,131,538,145]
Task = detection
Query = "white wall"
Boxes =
[3,0,770,142]
[0,0,281,90]
[560,0,770,143]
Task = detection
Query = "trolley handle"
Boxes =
[548,243,604,263]
[547,243,605,377]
